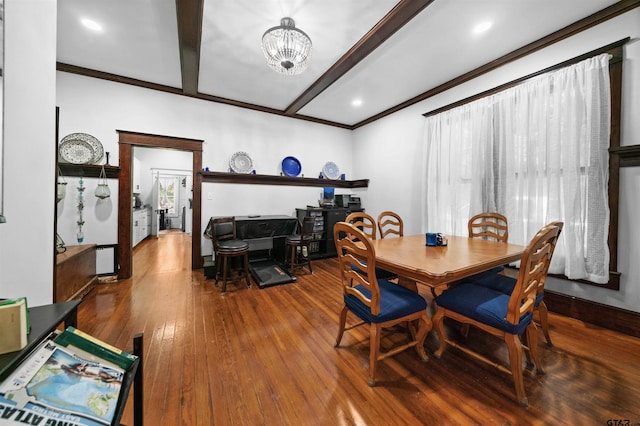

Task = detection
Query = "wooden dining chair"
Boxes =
[333,222,432,386]
[468,212,509,242]
[433,223,561,406]
[345,212,396,280]
[345,212,377,239]
[471,221,564,345]
[377,211,403,239]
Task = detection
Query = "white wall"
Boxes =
[55,73,355,258]
[353,10,640,313]
[0,0,57,306]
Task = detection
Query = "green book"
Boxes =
[53,326,137,370]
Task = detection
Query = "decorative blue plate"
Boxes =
[281,156,302,177]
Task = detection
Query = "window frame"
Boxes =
[423,38,628,290]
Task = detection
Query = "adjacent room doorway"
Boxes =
[117,130,203,280]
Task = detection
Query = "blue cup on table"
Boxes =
[426,233,437,246]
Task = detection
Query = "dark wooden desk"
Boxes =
[0,300,80,381]
[369,235,525,289]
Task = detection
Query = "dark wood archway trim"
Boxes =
[284,0,435,115]
[117,130,203,279]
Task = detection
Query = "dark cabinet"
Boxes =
[296,207,348,259]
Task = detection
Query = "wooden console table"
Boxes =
[56,244,98,302]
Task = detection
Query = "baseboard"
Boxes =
[544,290,640,338]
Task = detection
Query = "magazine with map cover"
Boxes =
[0,338,126,426]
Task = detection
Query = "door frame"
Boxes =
[117,130,203,279]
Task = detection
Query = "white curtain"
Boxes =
[422,54,611,283]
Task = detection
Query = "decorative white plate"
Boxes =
[60,133,104,164]
[59,139,94,164]
[322,161,340,179]
[230,151,253,173]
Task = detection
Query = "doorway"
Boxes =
[117,131,203,280]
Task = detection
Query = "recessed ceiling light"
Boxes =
[473,21,492,35]
[351,99,363,107]
[81,18,103,32]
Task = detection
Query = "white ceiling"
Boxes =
[56,0,622,128]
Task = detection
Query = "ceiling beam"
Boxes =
[175,0,204,95]
[352,0,640,129]
[283,0,435,116]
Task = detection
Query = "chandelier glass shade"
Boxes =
[261,17,312,75]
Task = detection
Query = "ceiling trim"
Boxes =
[283,0,435,115]
[56,0,639,131]
[56,62,352,129]
[422,38,628,118]
[352,0,640,129]
[176,0,205,95]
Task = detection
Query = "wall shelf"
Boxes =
[59,163,120,179]
[199,171,369,188]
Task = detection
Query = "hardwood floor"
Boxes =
[78,233,640,425]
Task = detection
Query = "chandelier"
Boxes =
[261,17,312,75]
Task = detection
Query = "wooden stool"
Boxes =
[207,216,252,294]
[215,240,250,294]
[284,216,314,275]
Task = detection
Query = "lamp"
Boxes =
[261,17,312,75]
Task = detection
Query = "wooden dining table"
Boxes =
[369,235,526,291]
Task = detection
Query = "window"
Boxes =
[158,176,180,217]
[423,54,612,284]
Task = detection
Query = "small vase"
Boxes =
[77,231,84,243]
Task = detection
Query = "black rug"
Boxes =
[249,260,296,288]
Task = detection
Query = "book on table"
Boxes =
[0,297,29,355]
[0,327,138,426]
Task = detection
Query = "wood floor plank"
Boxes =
[76,232,640,425]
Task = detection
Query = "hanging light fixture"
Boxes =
[57,167,67,203]
[261,17,312,75]
[95,164,111,199]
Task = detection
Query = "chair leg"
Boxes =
[334,305,349,347]
[414,314,431,362]
[221,256,229,294]
[214,253,221,286]
[433,308,447,358]
[243,252,251,288]
[537,301,553,346]
[289,244,296,272]
[525,322,545,375]
[505,333,528,407]
[305,243,313,273]
[368,323,382,387]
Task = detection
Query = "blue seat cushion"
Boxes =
[345,279,427,324]
[473,273,543,306]
[435,283,533,335]
[350,263,397,280]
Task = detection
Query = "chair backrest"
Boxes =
[300,215,316,239]
[209,216,237,251]
[345,212,377,240]
[536,221,564,295]
[334,222,381,315]
[468,212,509,243]
[377,211,404,239]
[507,224,561,325]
